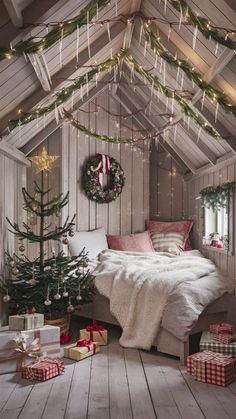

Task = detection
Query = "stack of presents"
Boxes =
[187,322,236,386]
[0,313,107,381]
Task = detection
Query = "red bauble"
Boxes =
[62,237,69,245]
[60,333,71,345]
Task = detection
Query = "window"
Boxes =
[202,196,232,252]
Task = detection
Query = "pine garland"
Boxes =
[199,181,235,212]
[142,22,236,117]
[167,0,236,50]
[0,0,110,61]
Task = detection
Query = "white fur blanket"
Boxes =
[94,250,222,350]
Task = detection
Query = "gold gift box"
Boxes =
[64,341,100,361]
[80,329,108,346]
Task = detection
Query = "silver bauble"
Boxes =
[3,294,11,303]
[54,293,61,300]
[62,291,69,298]
[44,298,52,306]
[76,294,82,301]
[67,304,75,313]
[9,260,16,267]
[12,267,19,275]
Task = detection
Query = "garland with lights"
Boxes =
[124,53,220,139]
[167,0,236,50]
[82,154,125,203]
[199,181,235,212]
[0,0,110,61]
[142,22,236,118]
[9,52,124,129]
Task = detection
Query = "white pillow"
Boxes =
[69,227,108,260]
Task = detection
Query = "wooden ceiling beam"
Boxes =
[123,0,142,49]
[0,140,30,166]
[27,53,52,92]
[3,0,23,27]
[116,85,195,173]
[20,74,111,156]
[0,21,125,134]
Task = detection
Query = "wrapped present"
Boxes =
[22,358,64,381]
[209,322,234,334]
[187,350,236,386]
[0,325,60,374]
[80,320,108,346]
[64,339,100,361]
[9,313,44,331]
[212,333,235,344]
[200,331,236,356]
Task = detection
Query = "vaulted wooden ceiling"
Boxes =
[0,0,235,174]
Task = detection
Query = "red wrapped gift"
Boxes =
[187,351,236,386]
[209,323,234,334]
[22,358,64,381]
[212,333,235,344]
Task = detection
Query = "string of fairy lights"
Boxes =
[3,0,236,144]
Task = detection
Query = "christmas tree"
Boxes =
[0,148,94,316]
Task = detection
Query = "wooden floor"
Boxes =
[1,323,236,419]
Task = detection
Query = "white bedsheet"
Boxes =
[93,250,233,348]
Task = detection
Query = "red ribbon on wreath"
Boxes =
[91,154,111,186]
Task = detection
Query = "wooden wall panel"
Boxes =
[0,153,26,325]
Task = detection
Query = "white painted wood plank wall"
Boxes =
[0,153,26,325]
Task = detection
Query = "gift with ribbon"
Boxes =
[64,338,100,361]
[209,322,234,334]
[0,325,60,374]
[187,350,236,386]
[80,320,108,346]
[9,313,44,331]
[21,358,64,381]
[200,331,236,356]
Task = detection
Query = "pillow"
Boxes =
[146,220,193,250]
[69,227,108,260]
[150,231,185,255]
[107,231,155,252]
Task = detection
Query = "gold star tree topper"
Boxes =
[28,147,59,172]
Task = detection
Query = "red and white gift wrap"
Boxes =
[0,325,60,375]
[64,339,100,361]
[187,350,236,386]
[22,358,64,381]
[209,323,234,334]
[212,333,235,344]
[80,320,108,346]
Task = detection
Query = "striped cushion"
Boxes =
[150,232,185,254]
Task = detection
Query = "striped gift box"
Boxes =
[22,358,64,381]
[209,323,234,334]
[200,331,236,356]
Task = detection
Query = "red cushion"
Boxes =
[107,231,155,252]
[146,220,193,250]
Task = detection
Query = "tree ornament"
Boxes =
[56,210,61,217]
[26,277,38,286]
[68,230,74,237]
[54,293,61,300]
[62,236,69,245]
[29,214,37,226]
[83,154,125,204]
[9,260,16,267]
[67,303,75,313]
[3,291,11,303]
[19,244,25,252]
[12,267,19,275]
[62,290,69,298]
[44,298,52,306]
[76,294,82,301]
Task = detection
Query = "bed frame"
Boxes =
[77,292,234,364]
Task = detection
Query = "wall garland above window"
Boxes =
[199,181,235,212]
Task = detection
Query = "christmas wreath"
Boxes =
[82,154,125,204]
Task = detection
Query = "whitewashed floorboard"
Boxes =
[124,349,156,419]
[18,378,55,419]
[180,367,234,419]
[0,373,21,412]
[87,346,109,419]
[0,378,34,413]
[64,357,92,419]
[108,342,133,419]
[41,363,74,419]
[156,356,205,419]
[140,351,182,419]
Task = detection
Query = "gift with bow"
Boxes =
[21,358,64,381]
[80,320,108,346]
[64,338,100,361]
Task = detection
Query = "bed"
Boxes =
[77,249,234,364]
